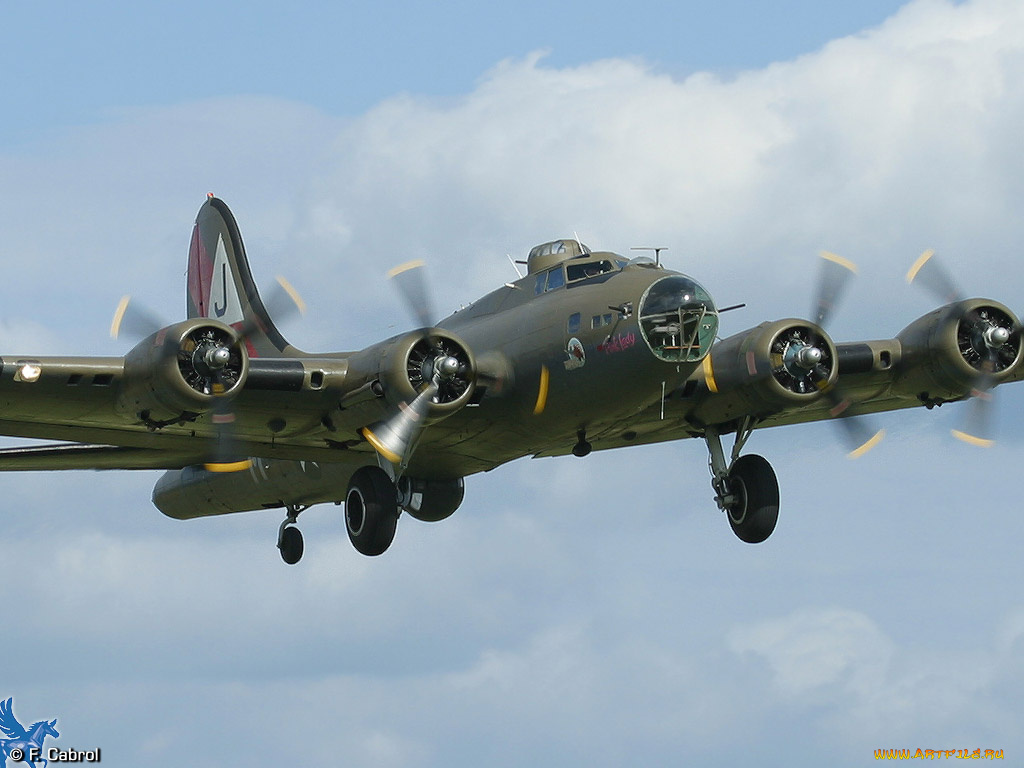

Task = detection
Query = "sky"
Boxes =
[2,0,1024,765]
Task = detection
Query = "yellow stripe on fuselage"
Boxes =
[533,365,550,415]
[702,354,718,393]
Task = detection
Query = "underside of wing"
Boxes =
[0,443,201,471]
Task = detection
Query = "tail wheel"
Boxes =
[726,454,779,544]
[346,466,400,556]
[278,525,304,565]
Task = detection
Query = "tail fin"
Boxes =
[187,196,296,357]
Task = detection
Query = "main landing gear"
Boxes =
[705,420,779,544]
[273,467,401,564]
[345,466,401,556]
[274,467,466,563]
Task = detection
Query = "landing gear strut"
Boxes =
[705,419,779,543]
[277,504,308,565]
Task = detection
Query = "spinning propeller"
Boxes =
[807,251,887,457]
[360,260,477,466]
[110,276,306,471]
[905,249,1021,447]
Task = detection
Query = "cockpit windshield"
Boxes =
[638,276,718,362]
[534,258,621,295]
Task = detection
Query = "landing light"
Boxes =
[16,363,41,383]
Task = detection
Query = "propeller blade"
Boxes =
[203,371,252,473]
[905,249,962,304]
[813,251,858,328]
[952,341,999,448]
[475,350,515,395]
[388,260,434,329]
[361,381,439,464]
[824,389,885,458]
[236,275,307,340]
[110,295,165,340]
[952,389,996,448]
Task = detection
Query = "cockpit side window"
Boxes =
[566,260,615,283]
[545,267,565,291]
[535,273,547,295]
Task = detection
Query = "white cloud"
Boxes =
[3,1,1024,766]
[729,606,1024,750]
[729,607,894,698]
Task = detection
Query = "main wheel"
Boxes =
[725,454,779,544]
[279,525,304,565]
[346,466,400,556]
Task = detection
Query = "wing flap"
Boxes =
[0,443,199,471]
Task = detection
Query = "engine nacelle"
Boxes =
[897,299,1022,399]
[694,319,838,424]
[120,319,248,424]
[344,328,477,423]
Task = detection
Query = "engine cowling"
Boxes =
[120,319,248,424]
[694,319,838,424]
[347,328,476,420]
[896,299,1022,399]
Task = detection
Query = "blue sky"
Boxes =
[2,0,909,144]
[4,1,1024,766]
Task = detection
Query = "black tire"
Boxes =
[346,466,400,556]
[726,454,779,544]
[279,525,304,565]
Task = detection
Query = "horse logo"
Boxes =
[0,698,59,767]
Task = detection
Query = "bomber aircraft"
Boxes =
[1,196,1020,564]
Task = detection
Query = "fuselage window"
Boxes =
[567,313,581,334]
[535,273,547,295]
[546,267,565,291]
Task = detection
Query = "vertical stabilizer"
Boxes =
[187,196,296,357]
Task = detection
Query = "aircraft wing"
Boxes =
[0,443,197,471]
[0,195,404,472]
[536,301,1024,457]
[0,351,387,470]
